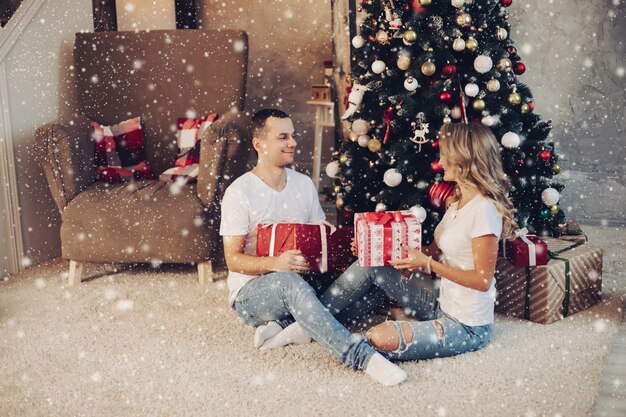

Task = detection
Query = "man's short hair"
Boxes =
[250,109,290,138]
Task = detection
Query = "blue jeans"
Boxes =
[233,272,377,370]
[319,261,493,361]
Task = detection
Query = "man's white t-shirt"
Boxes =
[219,168,325,305]
[434,194,503,326]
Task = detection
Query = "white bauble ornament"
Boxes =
[464,83,479,97]
[371,60,387,74]
[450,106,462,119]
[375,202,387,212]
[404,77,419,91]
[443,116,452,124]
[352,35,365,49]
[474,55,493,73]
[409,205,428,223]
[501,131,521,148]
[486,78,500,92]
[351,119,370,135]
[357,135,370,147]
[383,168,403,187]
[541,187,560,206]
[451,0,465,8]
[325,161,340,178]
[452,37,466,51]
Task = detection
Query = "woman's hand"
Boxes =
[350,237,357,257]
[388,245,429,271]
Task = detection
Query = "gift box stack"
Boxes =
[256,222,356,273]
[354,210,422,267]
[495,228,603,324]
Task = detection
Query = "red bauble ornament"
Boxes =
[431,160,444,171]
[439,91,452,102]
[507,46,517,57]
[431,140,440,148]
[428,181,456,211]
[442,64,457,78]
[411,0,428,14]
[501,0,513,6]
[527,101,535,111]
[539,149,552,162]
[514,62,526,75]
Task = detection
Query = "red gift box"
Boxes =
[256,223,356,273]
[354,210,422,267]
[502,227,548,267]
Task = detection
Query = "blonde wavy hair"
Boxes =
[439,122,517,240]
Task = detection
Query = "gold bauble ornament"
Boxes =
[472,99,485,110]
[466,37,478,51]
[339,154,349,163]
[550,205,560,215]
[520,103,529,113]
[486,78,500,92]
[403,30,417,45]
[552,163,561,174]
[421,61,436,76]
[334,185,341,193]
[496,57,513,72]
[376,30,390,45]
[367,138,382,153]
[508,92,521,105]
[455,12,472,27]
[496,27,508,41]
[397,55,411,71]
[420,0,432,5]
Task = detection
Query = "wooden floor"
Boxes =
[592,299,626,417]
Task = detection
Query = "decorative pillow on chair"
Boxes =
[92,117,155,182]
[160,113,219,183]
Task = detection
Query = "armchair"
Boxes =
[34,30,251,285]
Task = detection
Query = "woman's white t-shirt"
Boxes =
[219,169,325,305]
[434,194,503,326]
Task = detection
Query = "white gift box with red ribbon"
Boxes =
[354,210,422,267]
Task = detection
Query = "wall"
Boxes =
[2,0,93,271]
[198,0,334,176]
[511,0,626,225]
[115,0,176,31]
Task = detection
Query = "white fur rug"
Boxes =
[1,226,624,417]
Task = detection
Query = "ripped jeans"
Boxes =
[319,261,493,361]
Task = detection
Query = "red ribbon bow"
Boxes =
[365,211,404,225]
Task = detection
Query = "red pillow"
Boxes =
[91,117,155,182]
[175,113,219,167]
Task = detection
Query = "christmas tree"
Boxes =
[326,0,566,244]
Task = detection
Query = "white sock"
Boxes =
[364,352,407,386]
[254,321,282,349]
[259,322,312,350]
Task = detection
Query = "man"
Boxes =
[219,109,406,386]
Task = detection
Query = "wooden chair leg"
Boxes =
[198,261,213,284]
[68,260,84,286]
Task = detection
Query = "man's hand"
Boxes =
[351,238,358,257]
[272,250,310,273]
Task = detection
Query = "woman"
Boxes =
[318,122,517,361]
